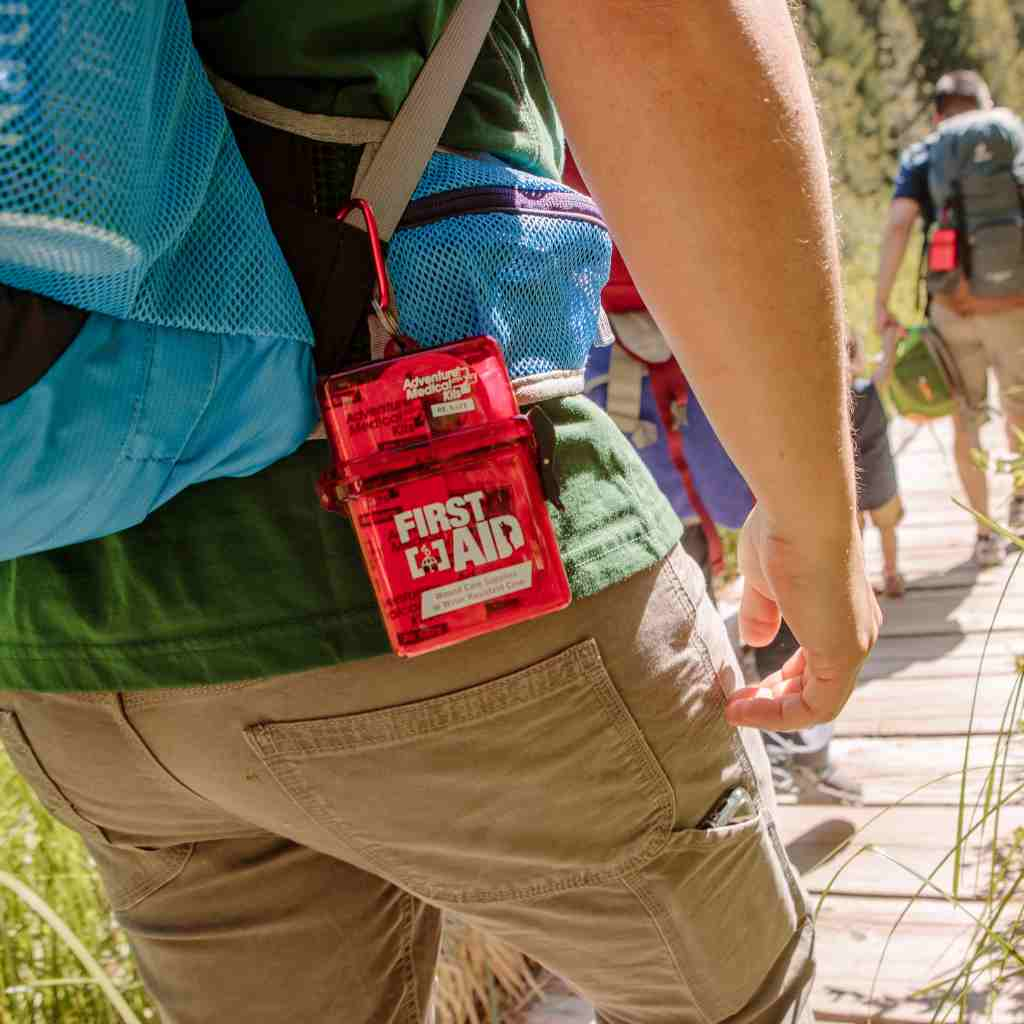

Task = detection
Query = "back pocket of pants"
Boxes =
[0,710,191,911]
[245,639,676,903]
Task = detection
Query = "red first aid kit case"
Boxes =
[929,227,959,272]
[317,336,570,656]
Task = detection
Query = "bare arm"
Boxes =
[875,198,920,334]
[528,0,880,728]
[530,0,850,524]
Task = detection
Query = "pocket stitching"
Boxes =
[0,710,106,845]
[619,869,712,1024]
[0,709,191,911]
[245,640,678,904]
[247,639,608,759]
[664,551,807,909]
[626,814,799,1024]
[664,810,763,850]
[663,553,762,805]
[108,844,194,912]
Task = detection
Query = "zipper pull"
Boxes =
[527,406,564,511]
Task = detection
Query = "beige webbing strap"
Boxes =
[348,0,501,241]
[606,311,674,363]
[605,344,646,434]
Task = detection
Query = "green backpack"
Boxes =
[885,325,959,420]
[926,108,1024,299]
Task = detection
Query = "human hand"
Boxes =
[874,298,903,337]
[726,503,882,730]
[871,319,905,388]
[871,357,893,389]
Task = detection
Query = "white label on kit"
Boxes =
[421,561,533,618]
[431,397,476,417]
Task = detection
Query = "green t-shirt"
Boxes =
[188,0,563,179]
[0,2,681,692]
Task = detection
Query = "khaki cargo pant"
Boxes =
[0,546,814,1024]
[931,302,1024,426]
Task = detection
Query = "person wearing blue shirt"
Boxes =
[875,70,1024,567]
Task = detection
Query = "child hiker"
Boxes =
[851,324,906,598]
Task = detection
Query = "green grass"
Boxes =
[0,751,156,1023]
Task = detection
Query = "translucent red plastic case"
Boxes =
[317,336,570,656]
[929,227,959,272]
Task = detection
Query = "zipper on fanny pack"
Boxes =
[399,186,607,231]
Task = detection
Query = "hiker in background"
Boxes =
[850,325,906,598]
[875,70,1024,567]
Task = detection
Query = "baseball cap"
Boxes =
[934,70,993,110]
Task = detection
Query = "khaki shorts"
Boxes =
[931,301,1024,427]
[0,546,813,1024]
[863,493,905,531]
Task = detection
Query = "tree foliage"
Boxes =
[798,0,1024,194]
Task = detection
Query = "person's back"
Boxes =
[876,70,1024,567]
[0,3,880,1021]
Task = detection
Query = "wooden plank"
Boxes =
[876,586,1024,638]
[720,593,1024,663]
[863,632,1024,676]
[861,533,1023,589]
[777,804,1024,899]
[859,664,1015,687]
[861,533,1020,567]
[866,521,1019,539]
[721,607,1024,683]
[519,410,1024,1024]
[517,897,1024,1024]
[863,531,1016,566]
[812,895,1024,1024]
[836,672,1022,737]
[878,487,1013,505]
[863,556,1018,592]
[828,736,1024,806]
[871,499,1013,528]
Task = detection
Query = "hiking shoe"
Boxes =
[1009,495,1024,538]
[772,761,864,806]
[974,532,1005,568]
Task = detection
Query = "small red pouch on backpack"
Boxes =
[317,335,570,657]
[929,227,959,272]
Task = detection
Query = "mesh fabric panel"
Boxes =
[0,1,311,343]
[391,154,611,379]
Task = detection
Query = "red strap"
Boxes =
[563,150,723,571]
[646,359,725,576]
[562,150,645,313]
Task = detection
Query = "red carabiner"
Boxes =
[336,198,393,317]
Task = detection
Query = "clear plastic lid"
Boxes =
[318,336,519,467]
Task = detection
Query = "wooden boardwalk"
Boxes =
[520,417,1024,1023]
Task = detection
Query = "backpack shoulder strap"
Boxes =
[349,0,501,241]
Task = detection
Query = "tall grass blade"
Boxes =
[0,870,142,1024]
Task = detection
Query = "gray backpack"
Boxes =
[927,107,1024,298]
